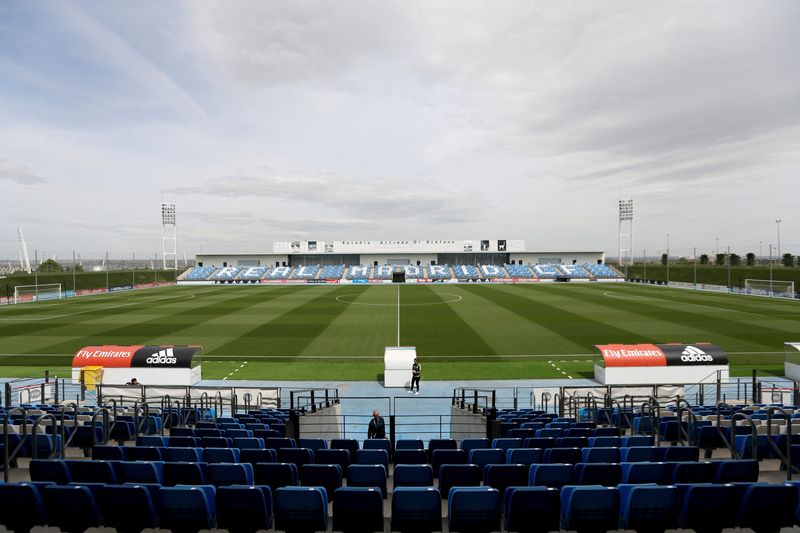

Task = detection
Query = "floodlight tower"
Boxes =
[17,227,32,274]
[161,202,177,270]
[618,198,634,269]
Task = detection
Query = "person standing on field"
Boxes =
[410,357,421,394]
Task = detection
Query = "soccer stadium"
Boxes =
[2,3,800,533]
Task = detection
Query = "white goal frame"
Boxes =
[744,279,795,299]
[13,283,62,304]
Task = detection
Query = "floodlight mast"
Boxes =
[17,227,31,274]
[618,199,633,272]
[161,202,178,270]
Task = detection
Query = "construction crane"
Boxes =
[17,227,31,274]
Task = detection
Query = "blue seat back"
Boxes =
[394,464,434,487]
[274,486,328,533]
[391,487,441,533]
[216,484,273,532]
[448,487,501,533]
[157,485,215,532]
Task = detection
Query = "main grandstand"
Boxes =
[181,239,622,283]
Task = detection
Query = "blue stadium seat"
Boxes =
[661,446,699,462]
[330,438,359,457]
[394,464,434,487]
[275,486,328,533]
[298,438,327,452]
[439,464,482,498]
[544,447,582,464]
[395,448,428,465]
[124,445,163,461]
[620,446,661,462]
[333,487,384,533]
[216,484,273,533]
[362,438,391,454]
[239,447,277,465]
[233,437,264,449]
[391,487,442,533]
[169,435,201,448]
[91,444,124,461]
[254,462,299,493]
[524,436,557,449]
[315,448,351,475]
[66,459,117,484]
[346,464,387,497]
[201,436,232,448]
[491,437,523,451]
[137,435,167,447]
[0,482,47,533]
[163,461,207,486]
[164,446,203,462]
[157,485,216,533]
[43,484,102,533]
[620,462,667,484]
[714,459,759,482]
[460,438,490,454]
[468,448,504,468]
[505,447,543,466]
[118,460,163,484]
[396,439,424,450]
[737,483,797,533]
[448,486,501,533]
[29,459,71,484]
[574,463,621,486]
[582,447,620,463]
[671,461,716,483]
[483,463,528,495]
[302,463,344,498]
[529,463,573,489]
[265,437,296,450]
[428,438,458,457]
[618,484,679,532]
[279,447,315,467]
[431,449,467,477]
[622,435,654,446]
[355,448,389,469]
[102,484,159,533]
[504,486,560,533]
[679,483,737,533]
[204,447,241,464]
[560,485,619,533]
[588,436,621,448]
[208,462,254,486]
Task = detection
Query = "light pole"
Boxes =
[759,241,763,263]
[666,234,670,285]
[715,237,719,256]
[776,219,782,264]
[643,249,646,280]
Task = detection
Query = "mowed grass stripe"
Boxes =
[471,284,651,352]
[27,287,294,356]
[434,284,585,356]
[300,285,397,356]
[401,284,495,356]
[561,284,796,351]
[212,285,353,356]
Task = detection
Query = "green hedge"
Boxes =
[622,265,800,288]
[0,270,177,297]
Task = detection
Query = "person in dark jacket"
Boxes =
[410,358,421,394]
[368,410,386,439]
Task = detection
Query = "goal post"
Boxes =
[744,279,795,299]
[13,283,62,304]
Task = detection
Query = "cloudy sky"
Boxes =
[1,1,798,260]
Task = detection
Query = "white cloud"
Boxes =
[0,159,45,185]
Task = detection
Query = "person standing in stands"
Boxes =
[368,410,386,439]
[410,358,421,394]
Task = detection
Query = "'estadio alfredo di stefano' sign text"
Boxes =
[595,343,727,367]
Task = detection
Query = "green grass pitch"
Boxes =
[0,283,797,380]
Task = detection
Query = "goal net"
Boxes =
[744,279,795,299]
[13,283,62,304]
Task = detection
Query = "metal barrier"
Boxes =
[766,406,798,481]
[716,402,758,460]
[30,413,58,460]
[2,407,28,482]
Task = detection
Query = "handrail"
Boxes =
[89,408,111,447]
[3,407,28,482]
[766,406,798,480]
[133,401,151,437]
[715,402,736,457]
[31,413,58,459]
[552,393,562,417]
[58,403,79,458]
[256,392,263,409]
[621,395,635,428]
[540,392,551,413]
[232,393,238,416]
[102,398,118,436]
[641,397,660,446]
[716,403,758,460]
[215,391,224,418]
[675,398,699,446]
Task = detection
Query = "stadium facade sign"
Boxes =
[594,343,729,385]
[273,239,525,254]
